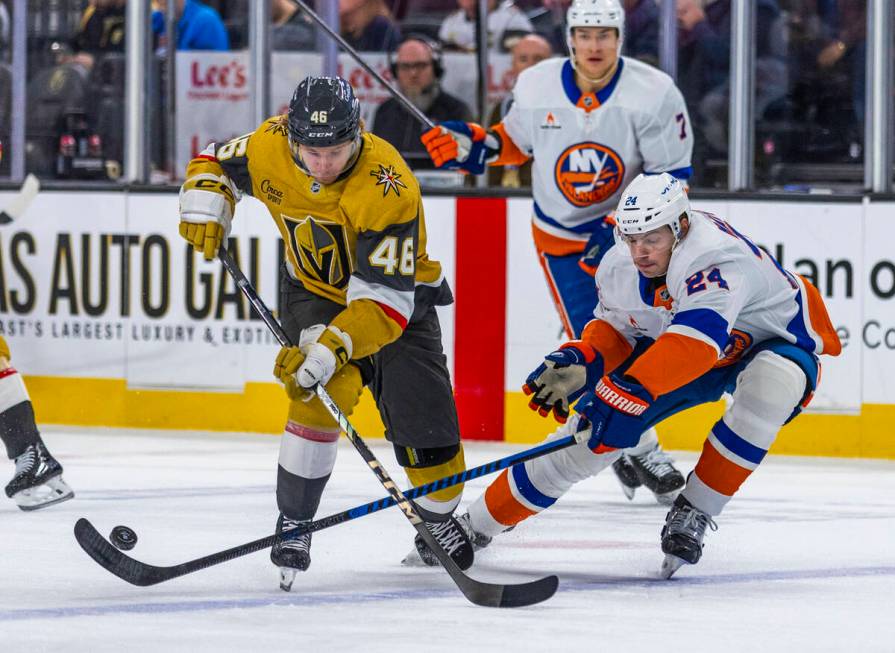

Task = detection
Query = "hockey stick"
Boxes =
[294,0,435,130]
[224,246,555,606]
[73,427,584,588]
[0,174,40,225]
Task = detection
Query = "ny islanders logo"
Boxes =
[715,329,754,368]
[554,142,625,208]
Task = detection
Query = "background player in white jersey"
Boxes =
[0,342,75,511]
[422,0,693,503]
[0,148,74,511]
[455,173,841,576]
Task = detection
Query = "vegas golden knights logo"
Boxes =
[284,214,352,289]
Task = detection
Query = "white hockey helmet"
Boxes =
[566,0,625,53]
[615,173,690,241]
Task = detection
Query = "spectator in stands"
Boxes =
[677,0,786,181]
[487,32,553,187]
[623,0,659,66]
[0,0,9,174]
[271,0,315,51]
[815,0,865,128]
[0,1,9,61]
[152,0,230,51]
[372,35,473,170]
[74,0,126,58]
[439,0,533,53]
[340,0,401,52]
[530,0,570,55]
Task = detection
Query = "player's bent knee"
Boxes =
[727,351,807,446]
[399,443,466,508]
[287,363,363,429]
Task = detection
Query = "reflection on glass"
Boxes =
[676,0,740,188]
[23,1,125,181]
[759,0,866,191]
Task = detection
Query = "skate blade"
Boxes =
[14,477,75,511]
[653,489,681,506]
[400,547,429,567]
[279,568,298,592]
[618,481,637,501]
[660,554,686,579]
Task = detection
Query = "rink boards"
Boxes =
[0,188,891,458]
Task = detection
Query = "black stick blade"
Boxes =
[74,518,167,586]
[454,569,559,608]
[498,574,559,608]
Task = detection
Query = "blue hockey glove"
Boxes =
[421,121,494,174]
[575,373,654,449]
[578,218,617,276]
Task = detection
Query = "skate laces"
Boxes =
[278,517,311,552]
[14,447,37,475]
[633,447,677,476]
[426,519,466,556]
[667,504,718,540]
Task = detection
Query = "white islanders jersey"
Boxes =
[502,57,693,239]
[593,211,839,362]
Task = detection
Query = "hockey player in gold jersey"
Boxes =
[178,76,472,590]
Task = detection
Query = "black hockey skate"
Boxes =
[624,444,685,505]
[660,495,718,579]
[611,454,642,500]
[407,514,475,571]
[270,513,312,591]
[5,442,74,511]
[457,512,493,551]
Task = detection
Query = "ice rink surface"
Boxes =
[1,427,893,653]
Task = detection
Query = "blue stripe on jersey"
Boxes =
[785,288,817,353]
[712,419,767,465]
[638,271,655,305]
[560,58,625,106]
[561,60,579,104]
[511,463,557,509]
[643,166,693,180]
[595,57,624,105]
[671,308,730,351]
[534,202,610,234]
[664,166,693,180]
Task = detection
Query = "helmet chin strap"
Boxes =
[569,54,619,88]
[293,135,362,181]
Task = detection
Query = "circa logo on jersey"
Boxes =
[370,164,408,197]
[554,142,625,208]
[282,214,352,289]
[260,179,284,205]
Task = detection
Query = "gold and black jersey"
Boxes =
[184,118,451,357]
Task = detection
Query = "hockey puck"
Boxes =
[109,525,138,551]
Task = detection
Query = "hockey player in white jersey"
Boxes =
[455,173,842,576]
[0,145,74,510]
[422,0,692,503]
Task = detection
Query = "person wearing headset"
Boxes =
[371,35,474,170]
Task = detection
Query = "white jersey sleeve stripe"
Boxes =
[346,276,414,324]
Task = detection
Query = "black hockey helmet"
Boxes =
[287,76,361,149]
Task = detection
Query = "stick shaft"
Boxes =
[294,0,436,130]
